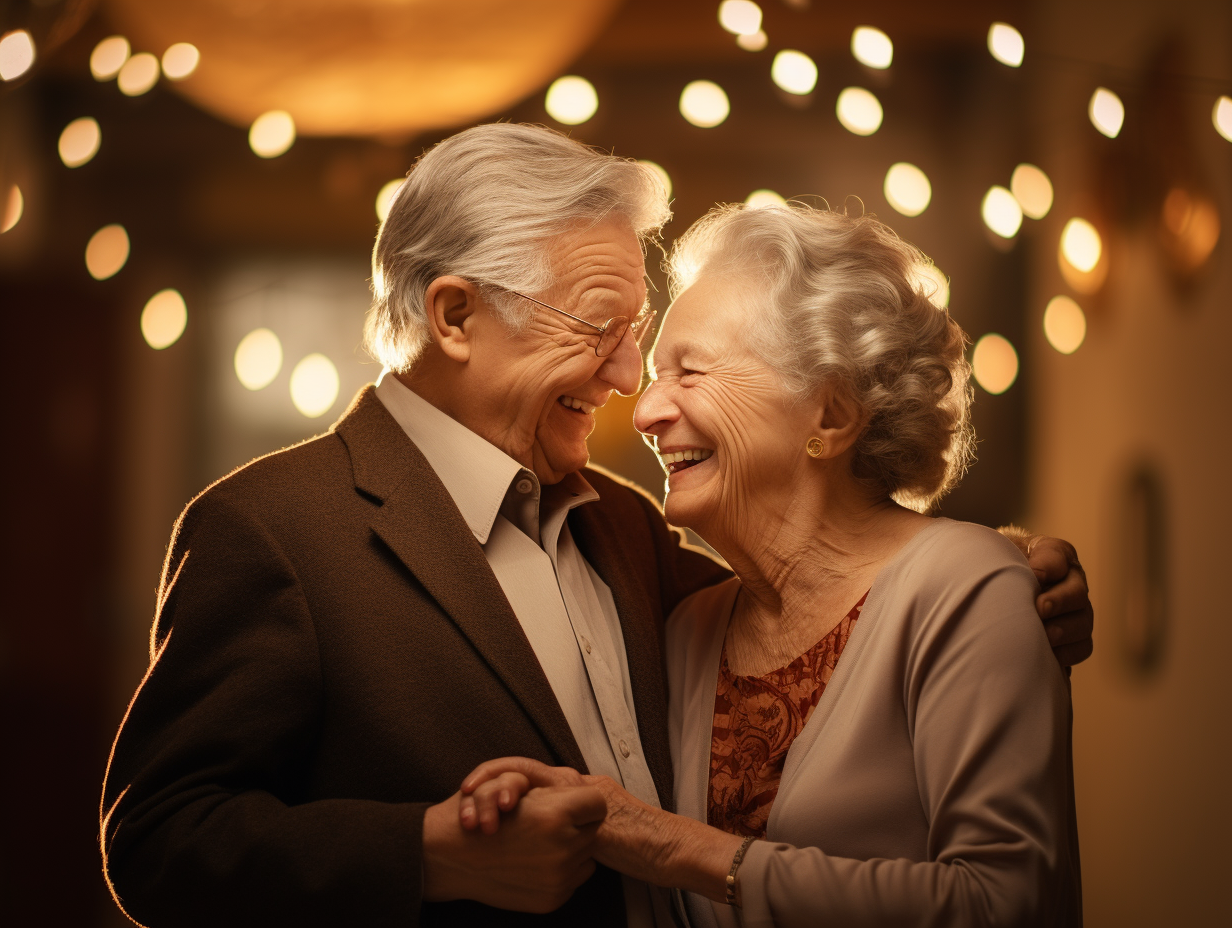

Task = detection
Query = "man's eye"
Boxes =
[680,369,704,383]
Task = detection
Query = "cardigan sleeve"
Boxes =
[734,559,1076,928]
[101,489,428,928]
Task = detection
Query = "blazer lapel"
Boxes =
[334,386,586,771]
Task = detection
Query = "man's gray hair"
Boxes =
[668,203,975,512]
[366,123,671,372]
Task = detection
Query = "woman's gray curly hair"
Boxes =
[667,203,975,512]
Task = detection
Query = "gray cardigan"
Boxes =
[667,519,1080,928]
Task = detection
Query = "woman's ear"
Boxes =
[813,385,864,458]
[423,276,482,363]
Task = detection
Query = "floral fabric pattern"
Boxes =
[708,592,867,838]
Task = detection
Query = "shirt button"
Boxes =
[515,477,534,494]
[618,739,631,758]
[581,636,592,654]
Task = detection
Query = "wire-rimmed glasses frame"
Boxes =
[505,289,656,358]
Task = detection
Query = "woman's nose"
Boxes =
[598,329,644,396]
[633,380,677,436]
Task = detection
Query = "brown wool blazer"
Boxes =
[101,385,729,928]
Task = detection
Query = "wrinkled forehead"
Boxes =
[649,273,755,370]
[546,219,648,307]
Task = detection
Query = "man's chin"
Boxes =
[532,443,590,484]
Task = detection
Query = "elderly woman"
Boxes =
[464,202,1079,927]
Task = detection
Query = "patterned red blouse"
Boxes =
[708,593,868,838]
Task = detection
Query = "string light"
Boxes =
[141,289,188,349]
[1,185,22,234]
[982,185,1023,238]
[884,163,931,217]
[117,52,160,96]
[85,224,130,280]
[545,75,598,125]
[639,161,672,201]
[375,179,404,221]
[249,110,296,158]
[161,43,200,80]
[1088,88,1124,138]
[718,1,762,36]
[235,328,284,390]
[0,30,35,81]
[971,334,1018,394]
[1060,218,1102,272]
[680,81,730,127]
[1010,164,1053,219]
[59,117,101,167]
[835,87,883,136]
[90,36,130,81]
[290,353,340,418]
[1213,96,1232,143]
[851,27,893,69]
[771,50,818,95]
[911,263,950,308]
[745,189,787,209]
[1043,296,1086,354]
[737,31,768,52]
[987,23,1024,67]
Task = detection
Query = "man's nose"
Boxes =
[599,329,644,396]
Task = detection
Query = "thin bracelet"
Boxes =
[725,835,756,907]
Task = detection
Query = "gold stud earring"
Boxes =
[806,437,824,458]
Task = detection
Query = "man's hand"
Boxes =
[1002,527,1094,667]
[422,784,606,913]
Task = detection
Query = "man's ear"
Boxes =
[423,276,482,363]
[812,385,865,458]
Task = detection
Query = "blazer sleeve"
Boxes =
[101,489,428,928]
[735,561,1076,928]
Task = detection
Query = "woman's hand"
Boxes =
[458,757,585,834]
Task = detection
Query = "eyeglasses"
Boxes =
[507,289,656,358]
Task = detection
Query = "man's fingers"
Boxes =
[1052,638,1094,668]
[1044,608,1095,649]
[1038,566,1090,621]
[1026,536,1078,585]
[461,757,581,794]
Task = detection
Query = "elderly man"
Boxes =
[101,123,1092,928]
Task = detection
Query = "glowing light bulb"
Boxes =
[851,26,893,69]
[745,189,787,209]
[680,81,730,128]
[290,353,340,418]
[1088,87,1124,138]
[987,23,1024,67]
[0,30,35,81]
[1043,296,1086,354]
[235,328,284,390]
[982,185,1023,238]
[161,43,200,80]
[771,50,818,95]
[1060,218,1101,272]
[1212,96,1232,143]
[718,1,762,36]
[972,334,1018,394]
[85,224,130,280]
[1010,163,1053,219]
[90,36,130,81]
[141,289,187,349]
[2,185,23,234]
[911,263,950,308]
[835,87,883,136]
[639,161,672,201]
[884,163,931,217]
[375,179,404,221]
[737,30,768,52]
[249,110,296,158]
[545,75,598,125]
[59,117,101,168]
[117,52,160,96]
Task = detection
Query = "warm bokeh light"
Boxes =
[680,80,730,128]
[1043,296,1086,355]
[544,75,598,125]
[1010,163,1053,219]
[835,87,883,136]
[0,30,35,81]
[1161,188,1221,273]
[141,289,188,349]
[911,263,950,308]
[117,52,160,96]
[59,117,102,168]
[639,161,672,201]
[235,328,284,390]
[161,43,200,80]
[90,36,130,81]
[987,23,1025,67]
[771,50,818,95]
[1089,87,1125,138]
[718,0,762,36]
[1213,96,1232,143]
[884,162,931,217]
[972,333,1019,394]
[290,353,340,418]
[982,185,1023,238]
[85,224,130,280]
[745,189,787,209]
[2,185,22,234]
[851,26,893,69]
[249,110,297,158]
[1060,218,1102,272]
[737,30,768,52]
[375,179,404,221]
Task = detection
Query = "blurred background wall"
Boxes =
[0,0,1227,925]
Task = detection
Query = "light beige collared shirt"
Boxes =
[375,372,670,928]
